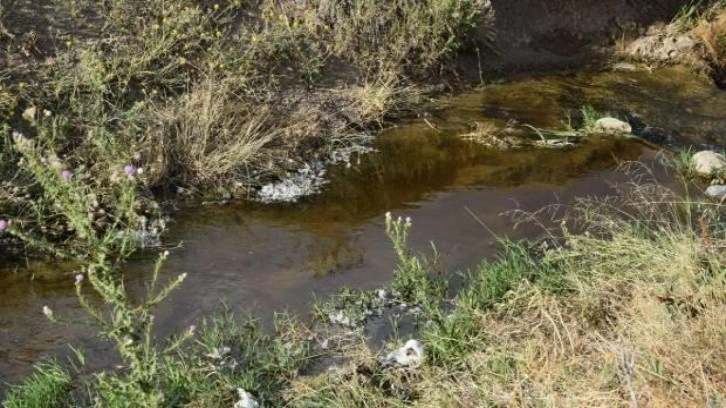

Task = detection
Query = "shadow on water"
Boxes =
[1,66,724,388]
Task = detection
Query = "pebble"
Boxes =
[594,117,632,135]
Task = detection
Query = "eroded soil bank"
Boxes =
[465,0,689,73]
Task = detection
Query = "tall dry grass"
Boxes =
[141,75,283,188]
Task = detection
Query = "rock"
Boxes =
[376,289,387,301]
[692,151,726,177]
[594,117,632,135]
[233,389,259,408]
[381,339,425,368]
[705,185,726,199]
[328,310,351,326]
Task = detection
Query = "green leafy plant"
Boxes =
[4,124,188,406]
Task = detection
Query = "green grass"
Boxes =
[3,362,71,408]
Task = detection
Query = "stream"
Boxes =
[1,66,725,389]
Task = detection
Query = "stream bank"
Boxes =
[2,0,726,405]
[2,66,725,397]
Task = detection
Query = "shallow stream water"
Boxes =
[1,66,725,389]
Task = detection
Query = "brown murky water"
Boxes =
[1,67,724,389]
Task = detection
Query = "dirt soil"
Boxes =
[460,0,691,76]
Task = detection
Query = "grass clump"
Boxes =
[157,313,310,407]
[142,75,287,189]
[3,362,72,408]
[692,1,726,86]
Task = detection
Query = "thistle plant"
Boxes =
[385,212,443,307]
[3,124,188,406]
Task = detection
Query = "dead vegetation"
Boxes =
[692,1,726,87]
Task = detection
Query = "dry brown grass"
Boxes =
[140,75,284,188]
[341,74,419,125]
[695,14,726,64]
[692,3,726,85]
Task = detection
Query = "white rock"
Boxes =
[692,151,726,177]
[205,346,231,360]
[705,185,726,199]
[381,339,425,368]
[594,117,632,135]
[233,388,259,408]
[329,310,351,326]
[376,289,387,301]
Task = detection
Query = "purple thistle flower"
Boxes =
[75,273,84,283]
[0,219,6,231]
[61,170,72,180]
[11,130,21,139]
[189,325,197,333]
[124,164,137,177]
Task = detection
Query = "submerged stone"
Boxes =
[594,117,632,135]
[692,151,726,177]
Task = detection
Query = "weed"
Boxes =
[385,212,445,308]
[4,125,188,406]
